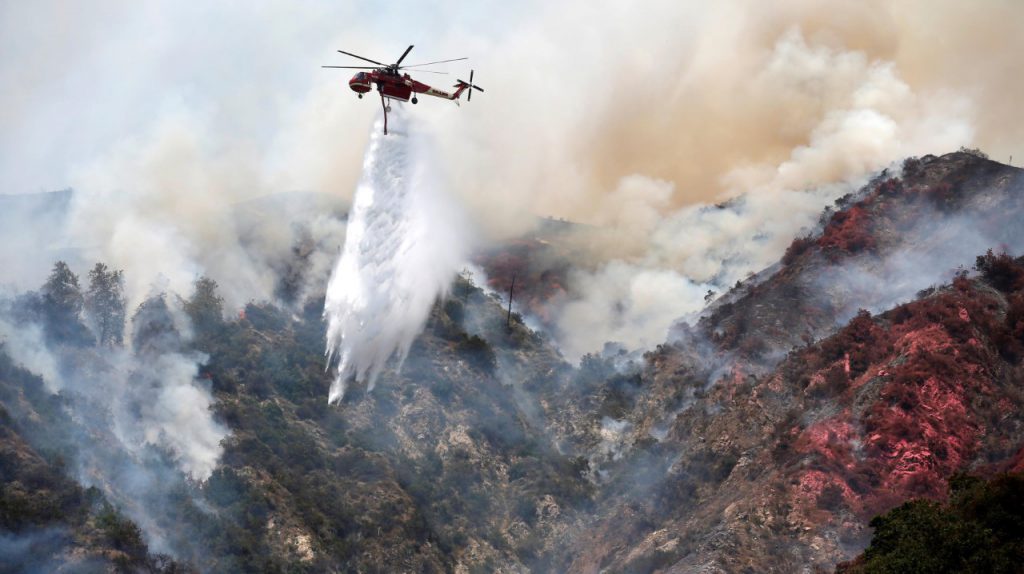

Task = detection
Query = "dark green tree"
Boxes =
[131,294,182,355]
[184,276,224,335]
[38,261,91,344]
[42,261,83,319]
[838,472,1024,573]
[85,262,127,346]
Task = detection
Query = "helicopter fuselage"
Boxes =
[348,70,466,102]
[324,45,481,133]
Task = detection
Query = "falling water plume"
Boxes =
[323,107,466,403]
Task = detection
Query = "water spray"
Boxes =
[323,107,466,402]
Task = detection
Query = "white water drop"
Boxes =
[324,107,467,403]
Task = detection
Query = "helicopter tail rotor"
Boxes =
[456,70,484,101]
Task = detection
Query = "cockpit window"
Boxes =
[355,72,366,80]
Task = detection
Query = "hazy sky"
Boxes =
[2,1,1021,209]
[0,1,537,194]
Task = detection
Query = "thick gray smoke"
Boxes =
[324,109,468,402]
[814,204,1024,324]
[0,528,77,574]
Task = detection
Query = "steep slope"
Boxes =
[0,350,191,573]
[195,285,590,572]
[698,150,1024,366]
[2,151,1023,573]
[546,152,1024,572]
[836,470,1024,573]
[1,273,592,572]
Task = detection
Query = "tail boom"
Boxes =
[414,70,481,103]
[420,83,469,101]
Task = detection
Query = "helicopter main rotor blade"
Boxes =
[411,70,448,75]
[401,57,468,68]
[322,65,378,69]
[337,50,386,66]
[395,44,414,66]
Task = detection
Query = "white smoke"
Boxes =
[550,27,974,360]
[109,347,227,481]
[0,317,62,392]
[65,113,280,310]
[0,288,228,555]
[0,4,1016,314]
[324,108,468,402]
[0,297,227,481]
[553,175,849,360]
[1,0,1021,372]
[814,207,1024,325]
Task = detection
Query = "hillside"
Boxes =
[540,151,1024,571]
[1,151,1024,572]
[1,271,592,572]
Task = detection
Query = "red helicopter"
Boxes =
[323,45,484,134]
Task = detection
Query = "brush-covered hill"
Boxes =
[1,347,195,572]
[0,267,595,572]
[2,150,1024,573]
[564,252,1024,572]
[543,150,1024,572]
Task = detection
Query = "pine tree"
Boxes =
[42,261,83,319]
[85,262,127,346]
[39,261,90,344]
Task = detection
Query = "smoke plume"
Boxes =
[1,0,1023,359]
[0,287,227,556]
[814,204,1024,325]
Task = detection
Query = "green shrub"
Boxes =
[456,335,497,374]
[838,472,1024,573]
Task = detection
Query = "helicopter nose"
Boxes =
[348,76,372,93]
